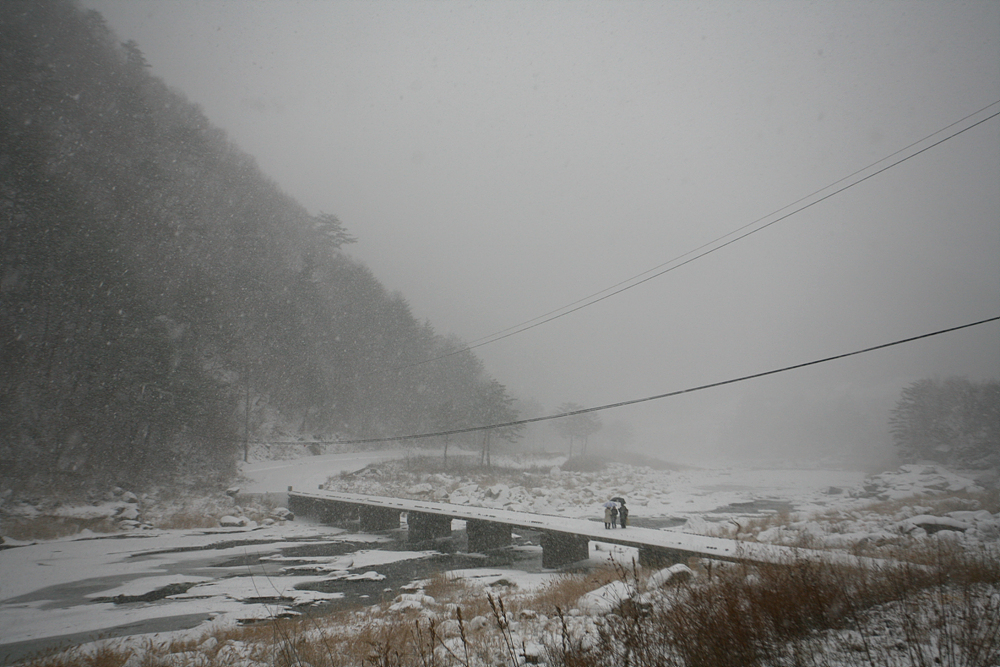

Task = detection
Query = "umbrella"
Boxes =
[603,501,618,508]
[610,497,626,504]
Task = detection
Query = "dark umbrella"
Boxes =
[611,497,626,504]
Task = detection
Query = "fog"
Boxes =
[83,0,999,466]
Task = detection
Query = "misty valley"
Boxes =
[2,2,998,667]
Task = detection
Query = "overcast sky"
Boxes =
[83,0,999,465]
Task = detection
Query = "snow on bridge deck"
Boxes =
[287,489,883,570]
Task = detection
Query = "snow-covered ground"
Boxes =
[237,448,397,495]
[1,450,996,665]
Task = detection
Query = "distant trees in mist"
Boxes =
[890,377,999,471]
[0,1,517,494]
[553,402,603,456]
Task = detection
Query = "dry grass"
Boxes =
[0,515,118,541]
[14,643,133,667]
[522,564,620,614]
[423,570,476,600]
[550,542,1000,667]
[16,543,1000,667]
[10,478,999,667]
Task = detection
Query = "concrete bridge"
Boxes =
[287,488,856,569]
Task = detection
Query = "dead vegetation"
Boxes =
[0,515,118,541]
[15,538,999,667]
[8,474,998,666]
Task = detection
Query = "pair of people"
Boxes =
[603,500,628,528]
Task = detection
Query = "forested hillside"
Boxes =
[0,0,516,495]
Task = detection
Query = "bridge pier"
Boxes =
[359,506,401,532]
[466,519,512,553]
[540,531,591,569]
[287,491,359,527]
[638,546,686,568]
[408,511,452,541]
[321,501,360,527]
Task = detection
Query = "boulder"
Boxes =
[270,507,294,521]
[648,563,696,588]
[218,515,247,527]
[899,515,971,534]
[577,580,636,615]
[116,505,140,521]
[522,641,546,664]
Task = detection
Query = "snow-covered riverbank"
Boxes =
[1,452,996,666]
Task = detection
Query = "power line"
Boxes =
[371,102,1000,377]
[257,314,999,446]
[465,102,1000,345]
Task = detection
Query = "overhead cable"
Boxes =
[258,314,999,446]
[373,101,1000,376]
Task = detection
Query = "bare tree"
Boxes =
[472,380,522,467]
[553,402,602,456]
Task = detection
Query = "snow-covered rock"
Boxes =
[648,563,695,588]
[466,615,489,631]
[438,619,462,637]
[898,515,972,534]
[577,580,636,615]
[680,516,713,535]
[389,593,435,612]
[855,464,984,500]
[946,509,993,523]
[270,506,294,521]
[116,505,140,521]
[485,484,510,502]
[522,640,545,664]
[218,515,247,527]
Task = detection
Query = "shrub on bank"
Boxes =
[19,541,999,667]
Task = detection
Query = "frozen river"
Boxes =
[0,452,869,664]
[0,517,554,665]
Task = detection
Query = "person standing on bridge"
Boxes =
[604,503,613,529]
[610,503,619,528]
[610,496,628,528]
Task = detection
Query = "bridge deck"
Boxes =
[288,489,878,569]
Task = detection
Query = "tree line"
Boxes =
[891,377,999,472]
[0,0,520,494]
